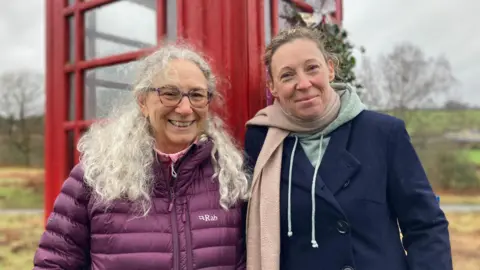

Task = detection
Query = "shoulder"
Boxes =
[244,125,269,168]
[59,164,91,205]
[354,110,404,128]
[245,125,268,141]
[351,110,406,135]
[46,164,91,230]
[244,125,268,152]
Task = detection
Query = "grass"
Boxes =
[437,192,480,205]
[466,149,480,165]
[384,109,480,135]
[0,212,478,269]
[0,168,44,209]
[446,212,480,269]
[0,167,44,174]
[0,187,43,209]
[0,212,44,270]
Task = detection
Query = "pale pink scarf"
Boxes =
[154,137,201,163]
[154,147,190,163]
[245,87,341,270]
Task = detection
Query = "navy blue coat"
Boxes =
[244,110,452,270]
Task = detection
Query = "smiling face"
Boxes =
[139,59,209,153]
[269,38,335,120]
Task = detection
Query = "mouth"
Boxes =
[295,96,317,103]
[168,120,195,128]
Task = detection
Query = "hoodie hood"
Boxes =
[286,83,366,248]
[293,83,367,166]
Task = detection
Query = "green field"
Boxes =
[383,109,480,135]
[467,149,480,165]
[0,168,44,209]
[384,109,480,167]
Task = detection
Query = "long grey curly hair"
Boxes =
[77,44,250,214]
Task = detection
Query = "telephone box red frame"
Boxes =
[44,0,343,222]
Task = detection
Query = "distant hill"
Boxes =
[380,109,480,136]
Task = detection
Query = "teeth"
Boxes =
[170,120,193,127]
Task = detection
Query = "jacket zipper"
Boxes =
[169,162,180,270]
[183,200,193,270]
[165,145,197,270]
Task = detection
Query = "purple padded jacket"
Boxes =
[33,141,246,270]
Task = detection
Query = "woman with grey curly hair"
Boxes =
[33,44,249,270]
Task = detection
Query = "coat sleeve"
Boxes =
[33,165,91,270]
[387,119,453,270]
[237,126,267,270]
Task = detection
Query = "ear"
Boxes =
[137,95,149,117]
[268,80,279,98]
[327,59,335,82]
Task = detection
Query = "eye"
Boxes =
[307,64,320,71]
[191,88,208,96]
[163,90,178,96]
[159,86,181,99]
[280,72,293,81]
[191,92,205,98]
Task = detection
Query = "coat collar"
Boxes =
[152,138,214,196]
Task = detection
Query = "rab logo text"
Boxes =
[198,214,218,221]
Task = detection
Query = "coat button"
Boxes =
[342,179,351,188]
[342,266,354,270]
[337,220,350,234]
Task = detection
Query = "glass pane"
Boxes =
[84,0,157,60]
[68,73,75,120]
[84,61,138,120]
[68,16,75,62]
[264,0,271,45]
[166,0,177,40]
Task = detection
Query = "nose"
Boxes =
[296,73,312,90]
[175,96,193,115]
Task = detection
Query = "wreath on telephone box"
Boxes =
[279,0,364,88]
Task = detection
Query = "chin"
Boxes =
[170,136,194,144]
[296,109,323,120]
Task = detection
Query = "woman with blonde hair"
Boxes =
[33,44,249,270]
[244,26,452,270]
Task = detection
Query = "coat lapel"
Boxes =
[283,137,344,215]
[319,121,361,195]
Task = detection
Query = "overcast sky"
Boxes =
[0,0,479,106]
[343,0,480,106]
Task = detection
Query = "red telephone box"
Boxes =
[44,0,342,221]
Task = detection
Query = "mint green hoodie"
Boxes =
[291,83,366,166]
[285,83,366,247]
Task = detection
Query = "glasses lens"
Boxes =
[189,91,209,108]
[158,87,181,106]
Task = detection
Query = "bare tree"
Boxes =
[359,43,455,110]
[357,43,456,147]
[356,55,384,110]
[0,69,45,166]
[381,43,454,110]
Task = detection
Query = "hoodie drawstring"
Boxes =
[310,134,323,248]
[287,135,324,248]
[287,136,299,237]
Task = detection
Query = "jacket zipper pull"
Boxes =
[181,203,187,223]
[168,161,177,212]
[170,162,177,178]
[168,188,175,212]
